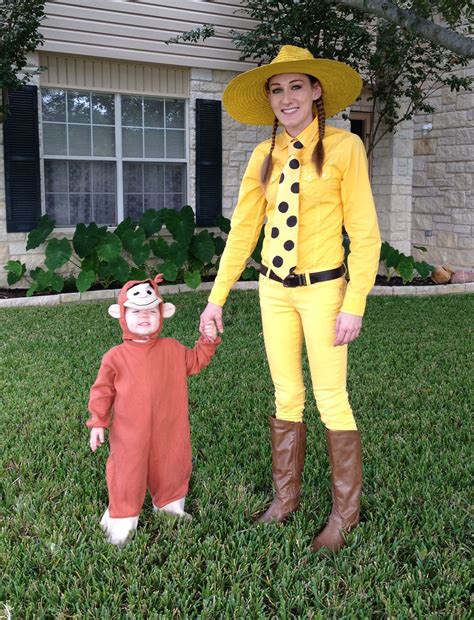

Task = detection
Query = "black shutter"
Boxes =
[195,98,222,227]
[4,86,42,232]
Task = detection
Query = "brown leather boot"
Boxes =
[256,417,307,524]
[312,430,362,552]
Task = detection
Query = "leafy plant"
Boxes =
[380,241,434,284]
[0,0,46,115]
[3,207,230,295]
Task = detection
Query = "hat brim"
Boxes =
[223,58,362,125]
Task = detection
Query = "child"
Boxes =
[87,275,220,546]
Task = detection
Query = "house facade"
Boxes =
[1,0,472,287]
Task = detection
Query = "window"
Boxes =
[41,89,187,227]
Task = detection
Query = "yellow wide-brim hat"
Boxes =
[223,45,363,125]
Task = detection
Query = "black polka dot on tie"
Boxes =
[293,141,303,149]
[278,201,289,213]
[287,216,297,227]
[283,240,294,251]
[271,227,279,239]
[273,256,283,268]
[291,182,300,193]
[289,159,300,169]
[279,173,285,183]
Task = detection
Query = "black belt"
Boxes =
[258,264,344,287]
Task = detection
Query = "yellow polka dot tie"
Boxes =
[269,139,303,279]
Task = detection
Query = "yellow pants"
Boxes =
[258,274,357,431]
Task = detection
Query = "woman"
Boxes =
[199,45,381,552]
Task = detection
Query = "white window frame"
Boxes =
[38,88,188,228]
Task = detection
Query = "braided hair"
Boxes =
[313,94,325,177]
[260,116,279,185]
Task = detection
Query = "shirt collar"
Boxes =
[277,115,320,151]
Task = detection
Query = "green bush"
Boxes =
[380,241,434,284]
[4,216,435,295]
[4,208,233,295]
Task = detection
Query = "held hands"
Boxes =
[334,311,363,346]
[202,321,218,342]
[199,302,224,339]
[90,427,105,452]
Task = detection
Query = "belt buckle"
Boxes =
[283,273,305,287]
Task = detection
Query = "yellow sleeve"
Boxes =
[340,135,381,316]
[208,144,268,307]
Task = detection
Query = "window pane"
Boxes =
[70,194,92,224]
[165,194,184,210]
[43,123,67,156]
[124,194,144,221]
[94,194,116,225]
[92,94,115,125]
[144,129,164,158]
[144,163,164,193]
[68,91,91,124]
[42,89,66,122]
[122,96,142,127]
[144,98,164,128]
[69,125,92,156]
[144,194,164,212]
[122,127,143,157]
[165,164,185,193]
[69,161,91,193]
[44,160,68,192]
[93,162,116,193]
[166,130,185,158]
[123,163,143,193]
[45,193,69,226]
[165,100,185,128]
[93,125,115,157]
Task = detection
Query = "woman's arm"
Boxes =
[208,145,268,308]
[340,134,382,318]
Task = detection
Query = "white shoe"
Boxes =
[153,498,192,521]
[100,509,139,546]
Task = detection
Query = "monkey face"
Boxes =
[123,283,161,310]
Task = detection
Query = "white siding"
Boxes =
[41,0,257,71]
[39,53,190,96]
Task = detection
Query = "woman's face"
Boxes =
[267,73,321,137]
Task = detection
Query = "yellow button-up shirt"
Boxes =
[208,116,381,316]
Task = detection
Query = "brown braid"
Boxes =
[313,96,325,177]
[261,116,279,185]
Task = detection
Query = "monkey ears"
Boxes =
[108,302,176,319]
[162,302,176,318]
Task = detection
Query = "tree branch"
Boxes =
[334,0,474,57]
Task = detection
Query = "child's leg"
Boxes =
[101,431,149,545]
[106,435,149,518]
[147,412,192,512]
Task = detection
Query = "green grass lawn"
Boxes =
[1,291,472,618]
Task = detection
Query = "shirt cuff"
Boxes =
[341,288,368,317]
[208,285,228,307]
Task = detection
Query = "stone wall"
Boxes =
[412,62,474,269]
[371,112,414,256]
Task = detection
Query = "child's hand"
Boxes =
[90,427,105,452]
[203,321,217,342]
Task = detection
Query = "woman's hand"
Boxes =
[199,302,224,337]
[334,311,362,346]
